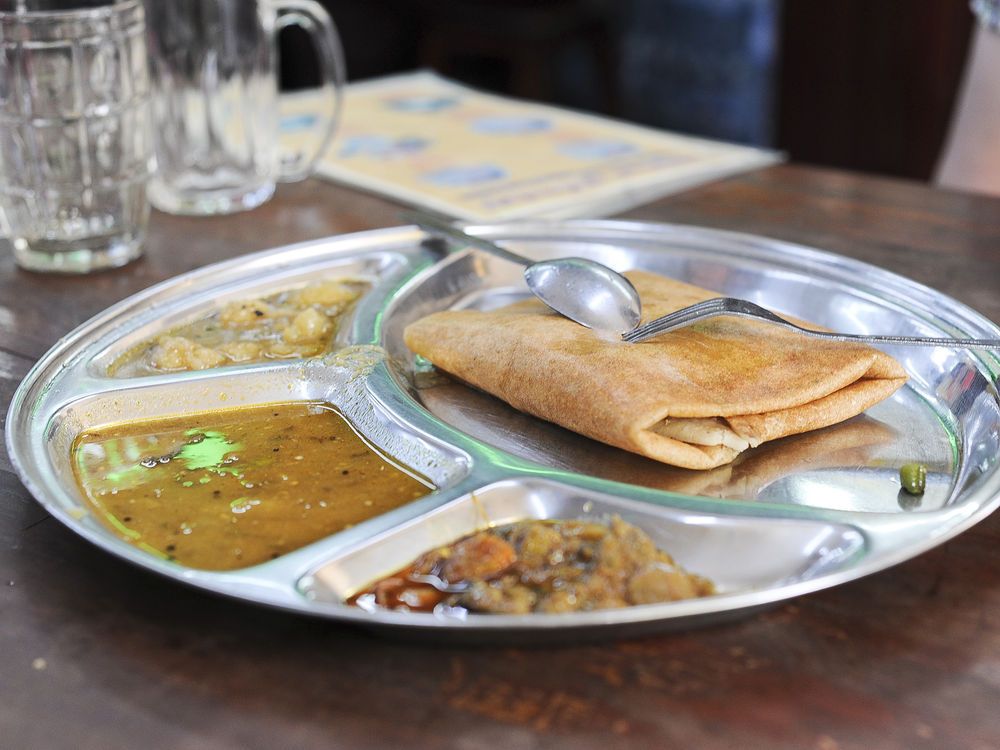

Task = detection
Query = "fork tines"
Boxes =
[621,298,731,343]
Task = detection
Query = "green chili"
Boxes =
[900,463,927,495]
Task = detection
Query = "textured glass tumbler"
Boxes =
[145,0,344,216]
[0,0,154,273]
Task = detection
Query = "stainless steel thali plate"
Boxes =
[7,220,1000,643]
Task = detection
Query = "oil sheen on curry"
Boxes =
[71,402,431,570]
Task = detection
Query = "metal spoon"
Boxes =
[410,212,642,337]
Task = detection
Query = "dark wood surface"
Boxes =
[3,165,1000,750]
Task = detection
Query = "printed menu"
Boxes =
[281,71,780,222]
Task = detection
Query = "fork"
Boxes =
[620,297,1000,348]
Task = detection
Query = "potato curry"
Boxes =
[110,279,368,377]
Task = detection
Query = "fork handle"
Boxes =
[625,310,1000,349]
[788,330,1000,349]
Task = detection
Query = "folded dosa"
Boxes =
[404,271,907,470]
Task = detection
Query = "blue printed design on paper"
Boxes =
[339,134,430,159]
[471,116,552,135]
[385,95,460,113]
[422,164,507,187]
[558,140,637,159]
[280,113,319,132]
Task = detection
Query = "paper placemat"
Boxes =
[282,71,780,222]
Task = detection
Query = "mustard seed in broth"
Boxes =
[71,402,432,570]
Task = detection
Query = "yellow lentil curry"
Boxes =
[109,279,368,377]
[71,402,431,570]
[350,516,715,615]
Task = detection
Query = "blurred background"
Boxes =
[281,0,973,183]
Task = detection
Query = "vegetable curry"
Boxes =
[350,516,715,615]
[109,279,368,377]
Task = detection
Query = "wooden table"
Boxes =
[3,165,1000,750]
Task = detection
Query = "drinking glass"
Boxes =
[0,0,154,273]
[144,0,344,216]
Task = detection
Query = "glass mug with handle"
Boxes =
[144,0,344,215]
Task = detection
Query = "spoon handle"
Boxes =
[405,211,532,267]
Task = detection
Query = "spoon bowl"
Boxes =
[409,212,641,338]
[525,258,641,336]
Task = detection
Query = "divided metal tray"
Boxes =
[7,221,1000,642]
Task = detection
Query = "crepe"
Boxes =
[404,271,908,470]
